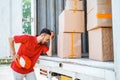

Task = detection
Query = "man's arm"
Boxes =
[9,37,17,61]
[46,32,54,56]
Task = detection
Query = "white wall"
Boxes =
[31,0,37,36]
[0,0,22,58]
[0,0,11,58]
[11,0,22,35]
[112,0,120,80]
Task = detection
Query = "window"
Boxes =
[22,0,31,34]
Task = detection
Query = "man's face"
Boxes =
[41,34,50,44]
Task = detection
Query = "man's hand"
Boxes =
[50,31,54,40]
[46,31,54,57]
[39,34,45,41]
[12,54,19,61]
[9,37,18,61]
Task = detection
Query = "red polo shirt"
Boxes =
[11,35,48,74]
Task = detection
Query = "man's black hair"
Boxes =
[40,28,51,35]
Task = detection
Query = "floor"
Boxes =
[0,64,58,80]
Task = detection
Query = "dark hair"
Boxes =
[40,28,51,35]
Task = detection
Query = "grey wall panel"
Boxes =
[56,0,64,34]
[46,0,51,29]
[46,0,56,54]
[37,0,47,34]
[55,0,64,54]
[37,0,65,54]
[50,0,55,31]
[82,0,88,56]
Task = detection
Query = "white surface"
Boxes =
[0,0,11,58]
[31,0,37,35]
[40,56,114,70]
[112,0,120,80]
[20,57,25,67]
[0,0,22,58]
[38,56,115,80]
[0,65,14,80]
[0,65,58,80]
[39,59,115,79]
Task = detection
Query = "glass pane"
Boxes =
[22,22,31,34]
[22,0,31,34]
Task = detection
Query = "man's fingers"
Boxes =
[12,54,18,61]
[40,34,45,40]
[51,32,54,39]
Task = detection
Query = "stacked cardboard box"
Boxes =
[87,0,113,61]
[87,0,112,30]
[89,28,113,61]
[59,10,84,33]
[58,33,82,58]
[58,0,84,58]
[65,0,84,11]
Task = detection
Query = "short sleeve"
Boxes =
[14,35,29,44]
[42,44,49,54]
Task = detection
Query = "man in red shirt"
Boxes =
[9,28,54,80]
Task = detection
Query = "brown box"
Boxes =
[89,28,113,61]
[59,10,84,33]
[57,33,82,58]
[87,0,112,30]
[65,0,84,11]
[87,0,111,13]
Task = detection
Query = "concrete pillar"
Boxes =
[111,0,120,80]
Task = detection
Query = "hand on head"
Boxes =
[40,34,45,41]
[50,31,54,40]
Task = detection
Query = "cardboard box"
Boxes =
[87,0,112,30]
[87,6,112,30]
[59,10,84,33]
[61,75,72,80]
[57,33,82,58]
[89,28,113,61]
[87,0,111,13]
[65,0,84,11]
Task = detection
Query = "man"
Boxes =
[9,28,54,80]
